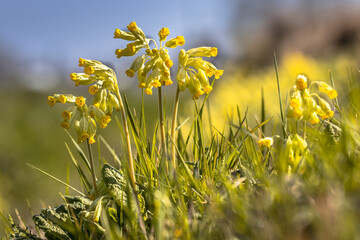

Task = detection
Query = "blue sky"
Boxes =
[1,0,359,90]
[0,0,231,63]
[0,0,234,89]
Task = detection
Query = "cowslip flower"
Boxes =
[48,59,123,144]
[284,134,308,169]
[71,58,121,115]
[176,48,223,99]
[286,74,336,124]
[47,93,112,144]
[47,94,76,106]
[258,137,274,148]
[114,22,181,95]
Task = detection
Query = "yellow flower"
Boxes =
[187,47,218,58]
[84,66,95,75]
[290,98,300,109]
[47,96,56,106]
[165,59,173,68]
[78,132,89,143]
[100,115,111,128]
[210,47,218,57]
[78,58,86,67]
[70,73,77,81]
[75,96,85,106]
[89,85,99,95]
[138,82,146,88]
[317,97,334,119]
[126,21,146,40]
[192,89,204,100]
[165,36,186,48]
[127,22,138,32]
[296,74,307,90]
[60,121,70,129]
[258,137,273,148]
[115,49,122,58]
[158,27,170,41]
[161,76,173,86]
[318,82,338,99]
[113,28,136,41]
[125,69,135,77]
[204,85,213,94]
[59,95,67,104]
[309,112,320,125]
[214,69,224,79]
[62,111,72,120]
[115,47,136,58]
[176,36,185,46]
[151,80,161,88]
[89,136,96,144]
[144,88,153,95]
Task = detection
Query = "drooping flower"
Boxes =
[176,48,223,99]
[286,74,336,124]
[114,22,182,95]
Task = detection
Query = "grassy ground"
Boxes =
[1,50,360,239]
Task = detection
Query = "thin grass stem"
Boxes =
[158,86,167,159]
[273,52,287,138]
[171,86,180,169]
[87,139,98,196]
[115,87,136,187]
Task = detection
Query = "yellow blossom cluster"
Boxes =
[176,47,223,99]
[286,74,337,124]
[70,58,121,115]
[285,133,308,168]
[114,22,185,95]
[48,59,122,143]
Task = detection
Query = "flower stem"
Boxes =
[86,139,98,196]
[171,86,180,169]
[158,86,167,156]
[115,86,148,239]
[115,87,136,188]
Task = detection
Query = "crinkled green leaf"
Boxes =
[33,214,71,240]
[102,164,128,207]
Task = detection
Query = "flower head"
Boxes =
[286,74,336,124]
[258,137,274,148]
[158,27,170,41]
[176,47,223,99]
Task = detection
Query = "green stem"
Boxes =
[115,87,148,239]
[86,139,98,196]
[115,87,136,188]
[273,52,286,138]
[171,86,180,169]
[158,86,167,156]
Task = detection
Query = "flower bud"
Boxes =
[113,28,136,41]
[158,27,170,41]
[258,137,273,148]
[296,74,307,90]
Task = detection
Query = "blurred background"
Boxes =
[1,0,360,234]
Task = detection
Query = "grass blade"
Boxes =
[26,163,85,196]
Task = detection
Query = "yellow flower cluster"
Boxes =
[286,74,337,124]
[71,58,121,115]
[176,47,223,99]
[114,22,185,95]
[285,134,308,167]
[48,59,122,143]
